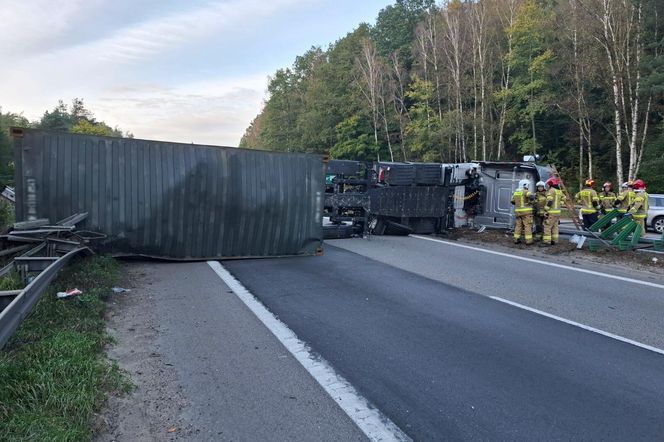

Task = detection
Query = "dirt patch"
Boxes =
[93,263,194,442]
[436,228,664,276]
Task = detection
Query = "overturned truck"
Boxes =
[324,160,476,237]
[324,159,552,238]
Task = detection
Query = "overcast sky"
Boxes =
[0,0,392,145]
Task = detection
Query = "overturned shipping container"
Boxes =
[12,128,325,260]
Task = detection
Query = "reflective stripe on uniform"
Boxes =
[513,190,533,213]
[576,189,598,214]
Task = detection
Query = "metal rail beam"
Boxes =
[0,247,91,349]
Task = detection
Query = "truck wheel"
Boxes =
[652,216,664,234]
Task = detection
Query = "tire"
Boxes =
[652,216,664,234]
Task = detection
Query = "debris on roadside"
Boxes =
[111,287,131,293]
[56,288,83,299]
[569,234,586,249]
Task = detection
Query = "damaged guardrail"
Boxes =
[0,213,98,349]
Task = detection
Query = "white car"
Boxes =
[648,194,664,234]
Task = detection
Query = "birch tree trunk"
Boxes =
[440,1,467,161]
[494,0,522,160]
[390,52,410,161]
[589,0,651,182]
[356,39,383,159]
[470,1,490,161]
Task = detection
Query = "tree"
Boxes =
[584,0,654,182]
[405,77,446,161]
[492,0,524,159]
[439,0,469,161]
[500,0,556,156]
[71,119,115,136]
[331,114,377,160]
[372,0,436,65]
[37,98,127,138]
[355,38,393,161]
[39,100,72,131]
[469,0,493,161]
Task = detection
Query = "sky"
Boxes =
[0,0,394,146]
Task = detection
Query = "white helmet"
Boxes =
[621,182,629,189]
[518,179,530,190]
[536,181,546,188]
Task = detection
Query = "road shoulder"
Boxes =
[96,261,367,442]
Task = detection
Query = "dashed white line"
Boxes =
[207,260,411,442]
[490,296,664,356]
[411,235,664,290]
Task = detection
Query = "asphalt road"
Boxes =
[332,235,664,349]
[223,243,664,441]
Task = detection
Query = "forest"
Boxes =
[240,0,664,191]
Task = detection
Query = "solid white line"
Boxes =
[207,261,411,442]
[490,296,664,356]
[411,235,664,290]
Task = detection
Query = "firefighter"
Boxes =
[511,179,535,245]
[626,179,649,235]
[542,177,566,245]
[599,182,616,215]
[533,181,548,241]
[614,181,635,218]
[575,179,601,229]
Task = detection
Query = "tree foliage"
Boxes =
[244,0,664,191]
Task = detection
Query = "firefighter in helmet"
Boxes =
[542,177,566,245]
[575,179,601,228]
[533,181,548,241]
[599,182,616,215]
[614,181,636,218]
[626,179,649,235]
[511,179,535,245]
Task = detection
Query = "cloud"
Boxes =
[0,0,101,55]
[26,0,310,63]
[91,76,268,145]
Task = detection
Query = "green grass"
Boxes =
[0,199,15,231]
[0,255,132,442]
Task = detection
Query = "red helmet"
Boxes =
[585,178,595,187]
[603,182,612,190]
[633,179,646,190]
[546,177,560,187]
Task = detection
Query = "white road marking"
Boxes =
[207,261,411,442]
[490,296,664,356]
[412,235,664,290]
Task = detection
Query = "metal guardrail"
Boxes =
[0,247,91,348]
[0,212,101,349]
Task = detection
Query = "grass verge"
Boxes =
[0,255,132,441]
